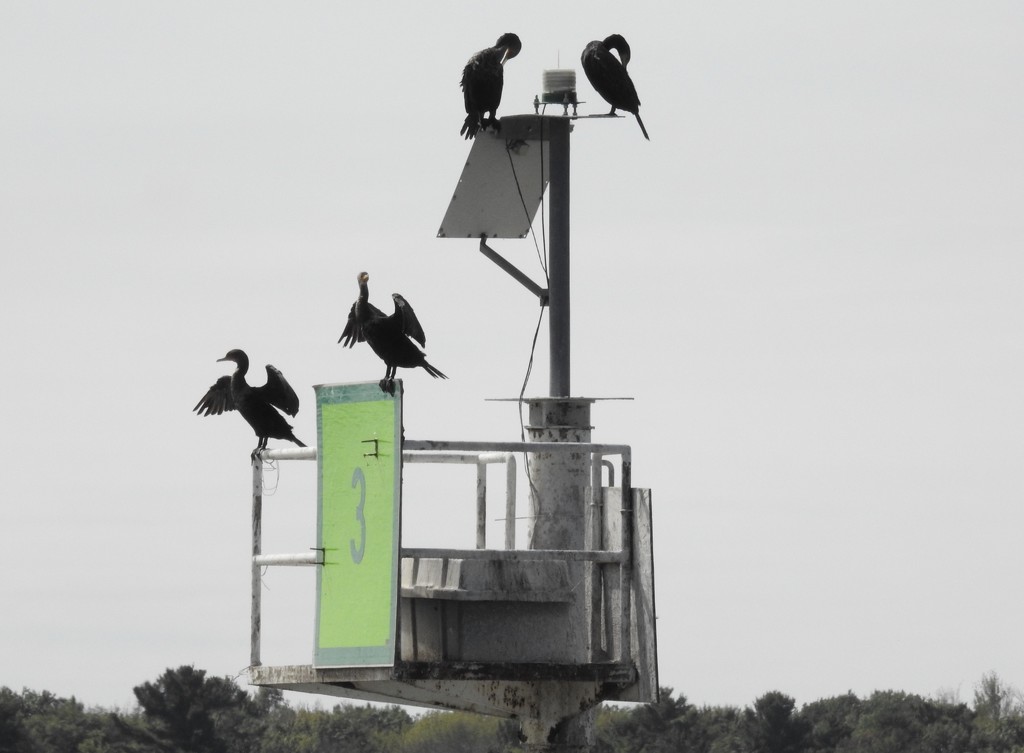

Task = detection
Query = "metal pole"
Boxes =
[250,456,262,667]
[548,117,571,397]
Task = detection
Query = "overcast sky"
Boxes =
[2,1,1022,713]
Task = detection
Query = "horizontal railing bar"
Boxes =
[405,439,630,457]
[260,447,317,461]
[404,452,515,465]
[401,547,626,563]
[261,442,629,461]
[253,552,322,566]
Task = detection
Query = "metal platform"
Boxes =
[247,436,657,720]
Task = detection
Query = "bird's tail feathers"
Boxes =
[461,114,480,139]
[635,113,650,141]
[423,361,448,380]
[290,436,307,448]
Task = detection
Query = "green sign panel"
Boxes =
[314,381,402,667]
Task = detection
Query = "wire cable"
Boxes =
[504,119,554,512]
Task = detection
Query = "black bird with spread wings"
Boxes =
[194,349,305,459]
[460,33,522,139]
[339,271,447,394]
[581,34,650,140]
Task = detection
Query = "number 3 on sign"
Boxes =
[350,467,366,564]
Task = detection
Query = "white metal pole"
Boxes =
[250,456,262,667]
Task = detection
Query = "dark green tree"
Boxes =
[129,665,261,753]
[838,690,974,753]
[0,688,29,753]
[2,687,147,753]
[700,704,750,753]
[801,692,861,753]
[596,688,701,753]
[16,690,104,753]
[750,691,810,753]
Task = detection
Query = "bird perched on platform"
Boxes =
[194,349,305,460]
[581,34,650,140]
[339,271,447,395]
[460,32,522,139]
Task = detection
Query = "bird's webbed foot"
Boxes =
[378,378,396,395]
[252,437,268,463]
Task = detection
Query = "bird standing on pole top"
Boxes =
[194,349,305,460]
[339,271,447,395]
[581,34,650,140]
[460,32,522,139]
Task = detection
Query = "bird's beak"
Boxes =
[500,47,511,65]
[217,356,229,362]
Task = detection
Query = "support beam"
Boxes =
[479,239,548,303]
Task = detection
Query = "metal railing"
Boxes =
[249,439,633,666]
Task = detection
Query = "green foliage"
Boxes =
[970,673,1024,753]
[0,687,29,753]
[802,692,862,753]
[975,673,1024,724]
[752,691,810,753]
[256,702,413,753]
[392,710,511,753]
[130,665,260,753]
[837,690,975,753]
[596,687,704,753]
[5,669,1024,753]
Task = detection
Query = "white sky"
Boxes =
[2,1,1022,712]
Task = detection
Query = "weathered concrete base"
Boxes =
[522,707,596,752]
[249,662,633,723]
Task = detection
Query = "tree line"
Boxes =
[2,666,1023,753]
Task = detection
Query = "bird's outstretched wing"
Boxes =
[258,365,300,417]
[393,294,427,348]
[339,301,386,347]
[339,302,362,347]
[194,375,234,416]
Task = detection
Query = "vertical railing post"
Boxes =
[504,454,517,550]
[618,456,633,662]
[476,461,487,549]
[250,456,263,667]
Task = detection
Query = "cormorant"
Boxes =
[338,270,384,349]
[460,32,522,139]
[581,34,650,140]
[339,271,447,394]
[194,349,305,460]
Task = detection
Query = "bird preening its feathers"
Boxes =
[458,31,651,141]
[194,349,305,460]
[460,32,522,139]
[581,33,650,141]
[340,271,447,395]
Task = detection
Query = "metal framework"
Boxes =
[249,439,633,670]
